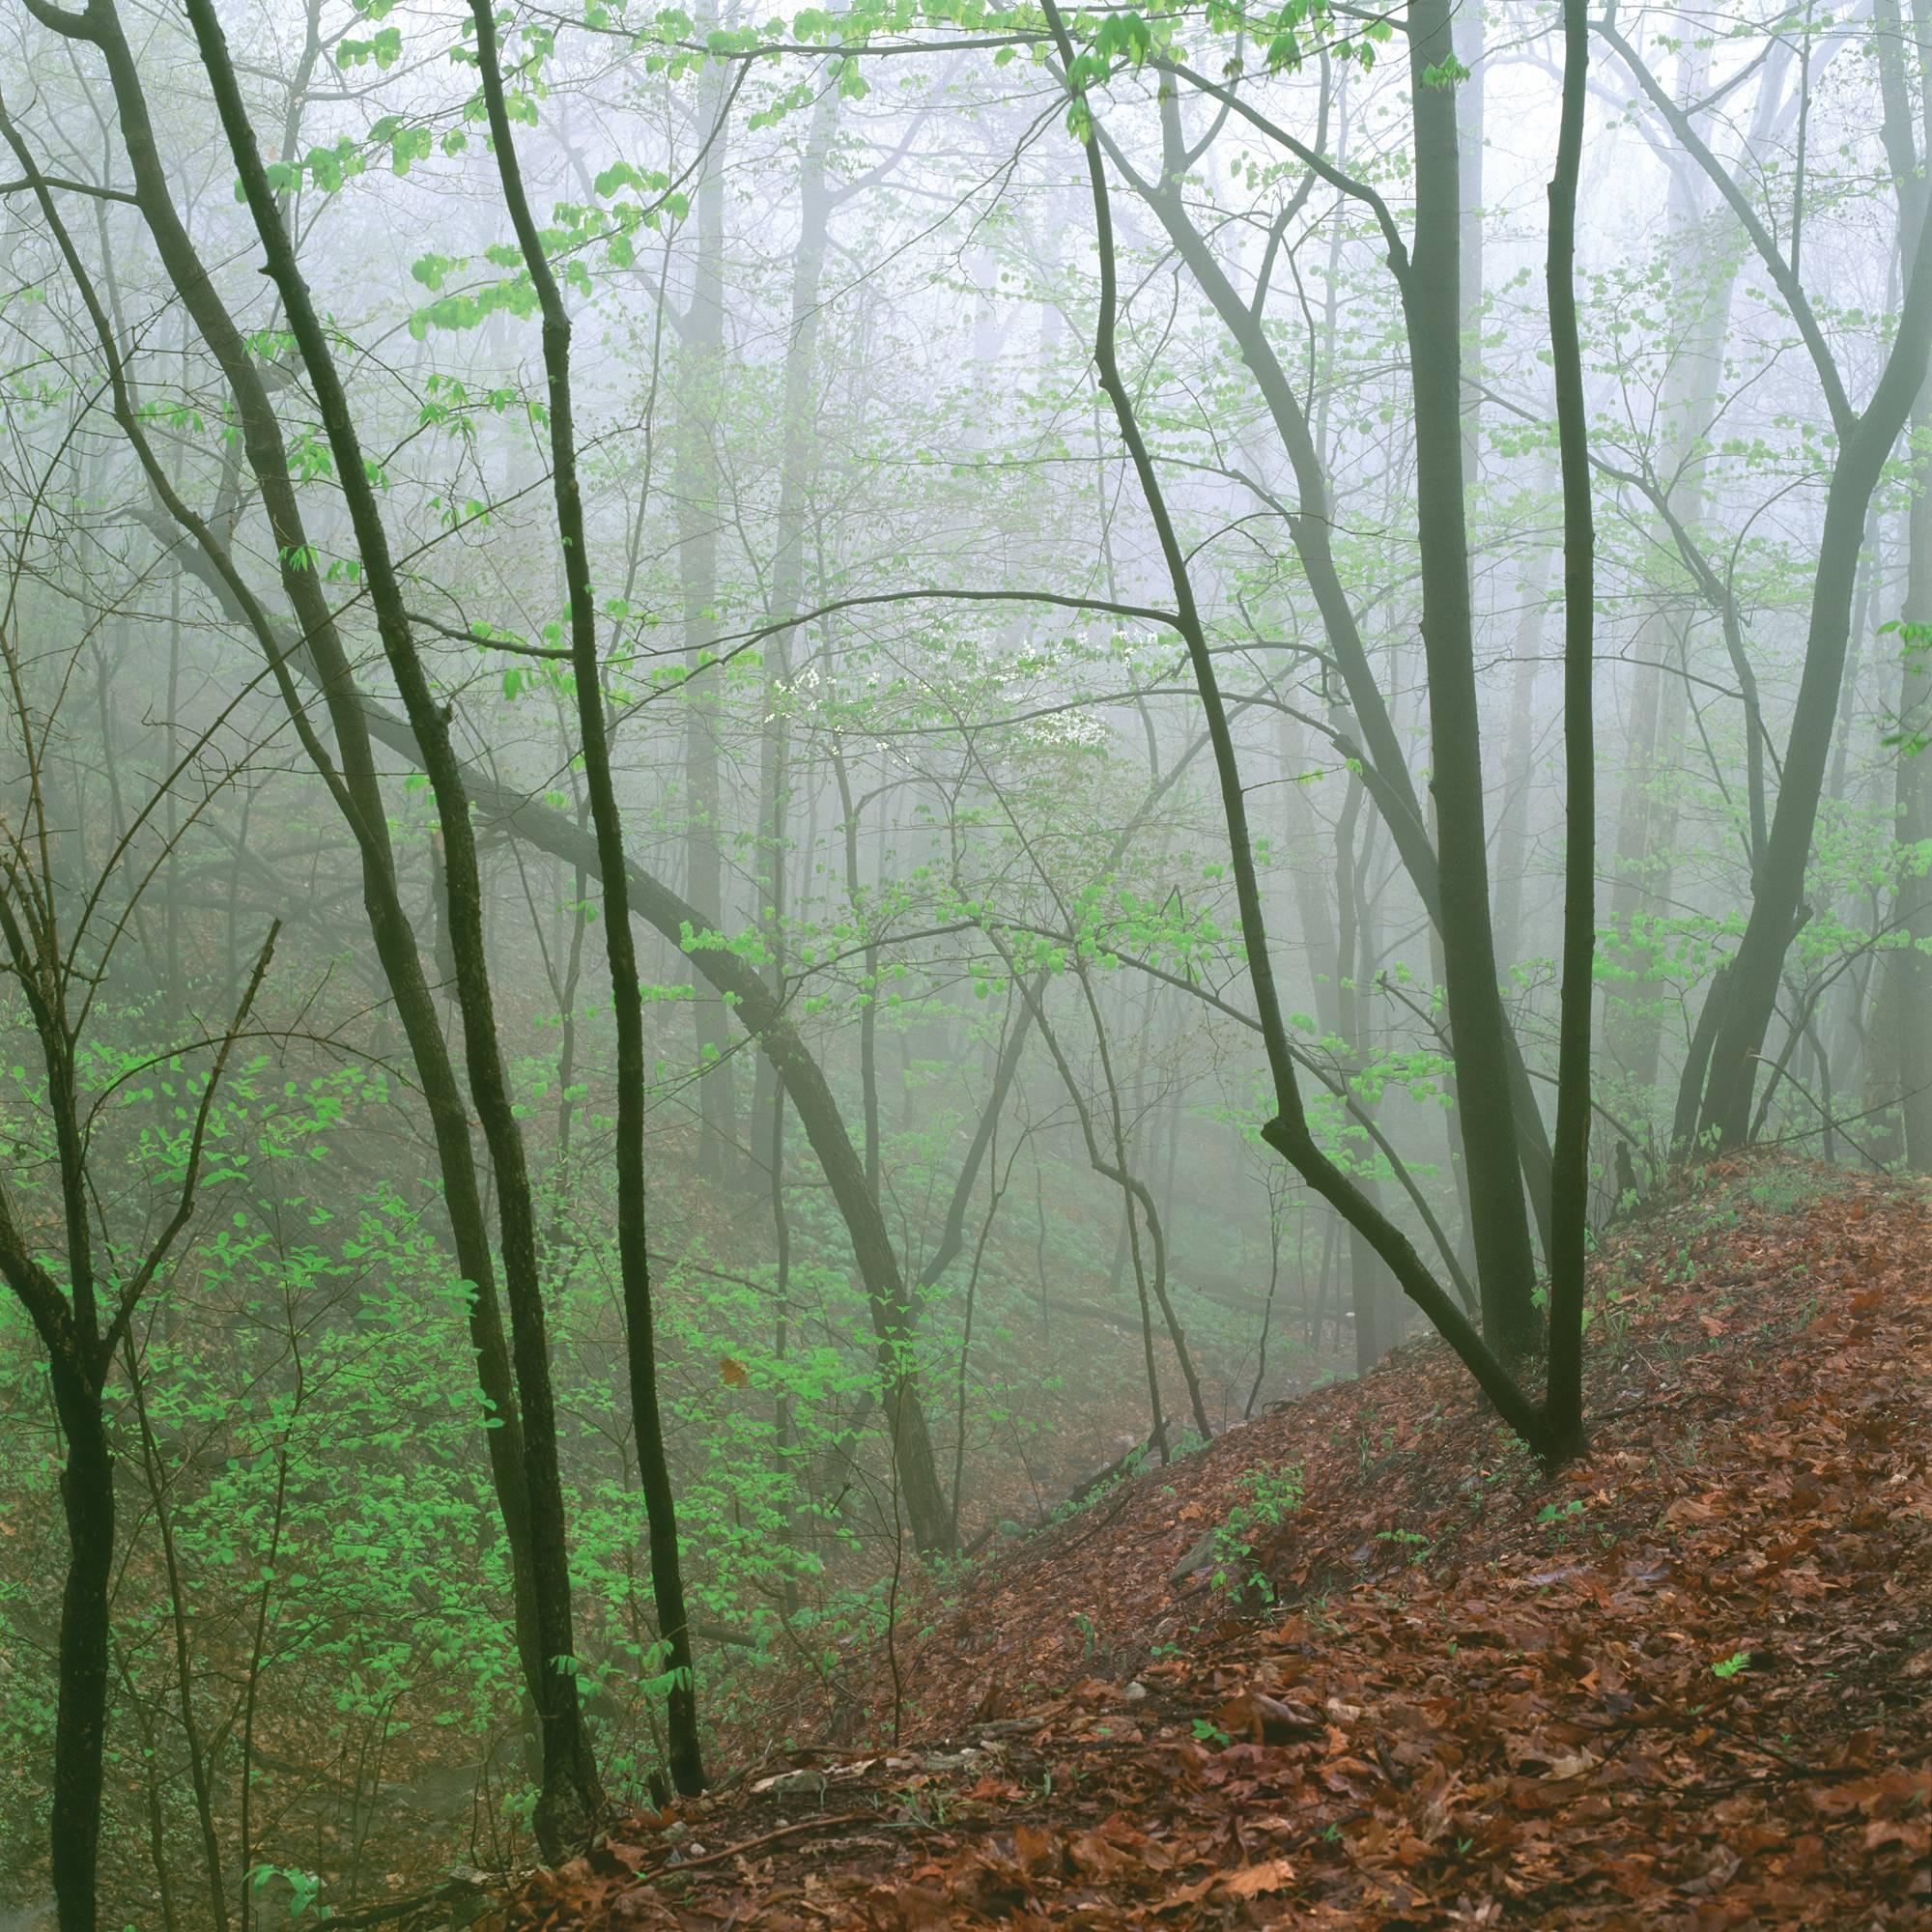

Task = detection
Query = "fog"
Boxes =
[2,0,1927,1920]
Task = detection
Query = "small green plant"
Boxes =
[1376,1526,1432,1565]
[1712,1650,1751,1680]
[1051,1444,1150,1524]
[1535,1498,1587,1543]
[898,1783,950,1828]
[1356,1417,1398,1479]
[1304,1590,1344,1637]
[1191,1717,1231,1747]
[1208,1463,1304,1605]
[1597,1287,1638,1349]
[246,1865,323,1921]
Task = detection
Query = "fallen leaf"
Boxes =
[1216,1689,1322,1745]
[1220,1858,1295,1897]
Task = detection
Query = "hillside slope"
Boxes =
[508,1162,1932,1929]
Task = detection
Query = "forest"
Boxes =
[0,0,1928,1924]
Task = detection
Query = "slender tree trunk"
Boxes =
[0,882,273,1932]
[1403,0,1541,1355]
[1423,791,1482,1270]
[1606,608,1689,1097]
[1105,87,1559,1238]
[1594,11,1932,1148]
[184,0,605,1844]
[125,1344,227,1929]
[1544,0,1596,1457]
[676,18,738,1180]
[1609,23,1744,1109]
[1492,539,1549,977]
[1696,338,1932,1144]
[468,0,704,1794]
[1336,772,1397,1372]
[1044,0,1557,1460]
[1891,422,1932,1167]
[1283,717,1387,1350]
[5,14,554,1728]
[749,84,837,1186]
[1880,0,1932,1168]
[1006,963,1211,1451]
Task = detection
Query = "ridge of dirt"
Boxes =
[502,1161,1932,1928]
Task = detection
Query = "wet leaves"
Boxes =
[508,1168,1932,1928]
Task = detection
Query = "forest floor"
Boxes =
[497,1157,1932,1929]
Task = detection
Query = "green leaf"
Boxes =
[411,252,462,291]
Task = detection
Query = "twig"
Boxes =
[310,1878,481,1928]
[660,1810,874,1874]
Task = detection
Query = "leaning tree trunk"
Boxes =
[1695,278,1932,1145]
[1042,0,1560,1463]
[1593,9,1932,1150]
[1119,86,1556,1251]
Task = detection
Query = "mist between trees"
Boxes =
[0,0,1926,1923]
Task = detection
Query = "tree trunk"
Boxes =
[1117,85,1556,1243]
[1879,0,1932,1169]
[1697,328,1932,1144]
[749,84,837,1186]
[1455,0,1486,482]
[1607,22,1750,1111]
[1336,771,1398,1372]
[8,1,556,1733]
[185,0,605,1845]
[676,16,739,1180]
[1891,423,1932,1169]
[49,1365,112,1932]
[1543,0,1597,1459]
[468,0,705,1794]
[1283,719,1393,1359]
[1491,547,1548,975]
[1403,0,1542,1355]
[1594,11,1932,1148]
[1044,0,1557,1460]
